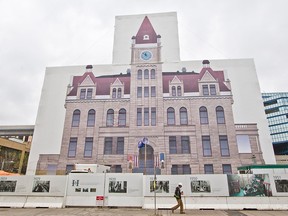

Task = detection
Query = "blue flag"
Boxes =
[138,140,145,148]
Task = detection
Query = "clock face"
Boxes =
[140,50,152,61]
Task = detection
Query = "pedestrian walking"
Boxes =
[171,182,185,214]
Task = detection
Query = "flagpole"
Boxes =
[144,142,147,175]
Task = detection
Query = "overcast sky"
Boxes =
[0,0,287,125]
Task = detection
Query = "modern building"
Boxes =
[35,16,265,175]
[0,125,33,174]
[27,12,275,175]
[262,92,288,163]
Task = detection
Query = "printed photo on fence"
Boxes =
[191,180,211,193]
[274,179,288,192]
[227,174,272,197]
[150,180,169,193]
[108,180,127,193]
[32,180,50,193]
[0,180,17,192]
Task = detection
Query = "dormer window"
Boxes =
[172,86,176,96]
[80,88,93,99]
[143,34,149,40]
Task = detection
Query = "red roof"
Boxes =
[68,68,230,96]
[135,16,158,44]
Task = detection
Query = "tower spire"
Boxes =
[135,16,157,44]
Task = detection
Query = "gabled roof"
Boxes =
[135,16,158,44]
[68,74,131,96]
[162,70,230,93]
[68,67,230,97]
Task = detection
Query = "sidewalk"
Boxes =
[0,208,287,216]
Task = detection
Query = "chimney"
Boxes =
[86,65,93,72]
[202,60,210,68]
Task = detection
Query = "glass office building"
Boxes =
[262,92,288,155]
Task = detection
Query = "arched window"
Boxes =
[180,107,188,125]
[199,106,209,124]
[167,107,175,125]
[87,109,95,127]
[112,88,116,98]
[106,109,114,126]
[151,69,155,79]
[118,108,126,126]
[137,69,142,79]
[72,109,80,127]
[177,86,182,96]
[143,34,149,40]
[216,106,225,124]
[144,69,149,79]
[172,86,176,96]
[117,88,122,98]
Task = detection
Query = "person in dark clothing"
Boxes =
[171,182,185,214]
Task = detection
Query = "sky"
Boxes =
[0,0,287,125]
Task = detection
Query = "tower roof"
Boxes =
[135,16,158,44]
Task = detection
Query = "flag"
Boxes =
[138,140,145,148]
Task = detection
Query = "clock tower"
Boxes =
[129,16,164,172]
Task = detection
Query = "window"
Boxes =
[84,137,93,157]
[171,165,178,175]
[236,135,252,153]
[167,107,175,125]
[144,108,149,126]
[116,137,124,154]
[104,137,113,154]
[210,85,216,95]
[144,87,149,97]
[137,69,142,79]
[137,108,142,126]
[112,88,116,98]
[144,69,149,79]
[47,164,57,175]
[171,165,191,175]
[72,109,80,127]
[181,136,190,153]
[151,107,156,126]
[222,164,232,174]
[169,136,177,154]
[87,88,93,99]
[143,34,149,40]
[80,89,86,99]
[172,86,176,96]
[202,136,212,156]
[204,164,214,174]
[203,85,209,96]
[118,108,126,126]
[87,109,95,127]
[151,86,156,97]
[68,138,77,157]
[183,165,191,174]
[177,86,181,96]
[66,165,74,174]
[180,107,188,125]
[117,88,122,98]
[151,69,155,79]
[199,106,209,124]
[114,165,122,173]
[220,135,230,156]
[106,109,114,126]
[137,87,142,98]
[216,106,225,124]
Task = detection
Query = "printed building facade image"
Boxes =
[36,16,264,175]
